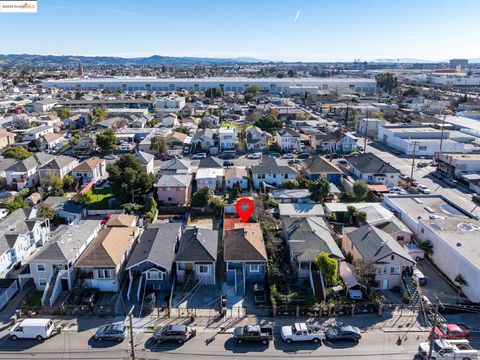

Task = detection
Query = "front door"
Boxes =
[382,279,388,290]
[61,278,69,291]
[186,262,194,271]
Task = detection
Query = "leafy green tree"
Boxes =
[316,252,338,287]
[376,72,398,94]
[209,197,225,216]
[28,139,41,151]
[419,240,433,256]
[37,203,55,221]
[89,106,107,122]
[3,147,32,160]
[309,176,331,203]
[75,91,84,100]
[63,174,74,190]
[96,129,116,152]
[5,194,28,214]
[245,85,260,95]
[41,173,64,197]
[205,87,223,98]
[231,182,242,200]
[150,135,167,154]
[146,118,160,128]
[191,186,212,207]
[352,179,369,200]
[287,69,296,77]
[283,179,300,189]
[355,210,367,225]
[254,114,283,133]
[176,126,189,134]
[143,197,158,225]
[107,154,155,203]
[56,107,71,120]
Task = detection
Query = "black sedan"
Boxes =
[325,325,361,342]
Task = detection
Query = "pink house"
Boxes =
[155,174,193,205]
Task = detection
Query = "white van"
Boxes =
[10,318,55,341]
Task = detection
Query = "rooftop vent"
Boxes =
[457,222,480,232]
[414,198,423,204]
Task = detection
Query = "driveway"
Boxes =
[415,260,459,304]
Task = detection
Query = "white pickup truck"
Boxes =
[281,323,325,344]
[418,339,478,360]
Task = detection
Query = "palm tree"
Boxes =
[454,273,468,301]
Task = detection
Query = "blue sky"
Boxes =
[1,0,480,61]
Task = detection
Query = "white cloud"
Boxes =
[293,9,301,23]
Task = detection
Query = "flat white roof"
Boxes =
[19,318,52,326]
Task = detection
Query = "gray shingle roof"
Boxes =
[175,228,218,262]
[38,155,77,171]
[6,154,56,173]
[0,209,44,255]
[282,217,344,262]
[160,158,190,172]
[251,156,297,175]
[347,153,400,174]
[345,224,414,263]
[155,174,192,187]
[301,156,343,175]
[198,157,223,169]
[126,223,181,270]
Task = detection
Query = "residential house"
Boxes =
[74,135,95,154]
[278,203,325,218]
[31,99,58,112]
[28,220,102,305]
[162,113,179,127]
[282,217,344,278]
[0,158,17,186]
[165,131,189,154]
[134,151,155,174]
[251,157,297,190]
[125,223,182,301]
[21,125,54,142]
[155,174,193,205]
[5,153,55,190]
[38,155,79,181]
[129,114,150,128]
[300,156,344,185]
[225,166,249,190]
[219,127,236,150]
[196,157,224,192]
[270,189,311,203]
[0,208,50,278]
[156,95,186,110]
[159,158,191,175]
[347,152,400,187]
[105,214,138,228]
[42,196,87,225]
[175,228,218,286]
[201,114,220,127]
[246,126,271,151]
[191,128,216,152]
[342,224,415,290]
[71,157,107,184]
[276,128,302,151]
[224,223,267,295]
[97,117,127,129]
[40,132,64,151]
[373,218,413,246]
[75,223,139,292]
[0,129,15,149]
[311,131,358,153]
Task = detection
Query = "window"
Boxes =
[249,264,260,273]
[397,236,404,241]
[39,278,47,287]
[147,270,163,280]
[390,267,396,274]
[419,146,427,151]
[97,269,112,279]
[36,264,46,272]
[421,228,425,234]
[198,265,210,274]
[391,255,395,260]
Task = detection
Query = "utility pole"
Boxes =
[427,304,439,360]
[438,113,446,156]
[363,111,369,154]
[410,141,419,181]
[128,306,135,360]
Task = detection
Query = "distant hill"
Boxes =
[0,54,271,66]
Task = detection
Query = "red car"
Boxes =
[101,214,113,225]
[434,323,470,339]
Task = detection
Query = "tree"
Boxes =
[454,274,468,288]
[107,154,155,203]
[245,85,260,95]
[231,182,242,200]
[205,87,223,98]
[150,135,167,154]
[56,107,71,120]
[41,173,64,197]
[355,210,367,225]
[96,129,116,152]
[283,179,300,189]
[37,203,55,221]
[5,194,28,214]
[89,106,107,122]
[143,197,157,225]
[191,186,212,207]
[28,139,41,151]
[375,72,398,94]
[419,240,433,256]
[75,91,84,100]
[309,176,331,203]
[209,197,225,216]
[352,180,369,200]
[3,146,32,160]
[63,174,74,190]
[254,114,283,133]
[176,126,189,135]
[146,118,160,128]
[316,252,338,287]
[287,69,296,77]
[354,258,377,288]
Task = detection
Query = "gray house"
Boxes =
[224,223,267,296]
[28,220,102,306]
[175,228,218,286]
[125,223,182,301]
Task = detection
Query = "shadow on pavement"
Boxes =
[323,339,359,349]
[88,335,125,348]
[273,338,321,353]
[0,334,47,351]
[223,338,269,353]
[144,337,185,352]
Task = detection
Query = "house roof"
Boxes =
[31,220,101,263]
[277,128,300,137]
[344,224,414,264]
[224,166,248,180]
[165,131,187,143]
[76,226,137,267]
[72,157,104,172]
[0,209,45,255]
[175,228,218,262]
[374,217,412,235]
[0,129,14,138]
[0,158,17,173]
[39,155,77,171]
[270,189,311,200]
[160,158,190,172]
[224,223,267,261]
[347,153,400,174]
[106,214,137,227]
[198,157,223,169]
[314,130,344,142]
[43,196,85,214]
[134,151,154,165]
[282,217,344,262]
[6,154,56,173]
[301,156,343,175]
[155,174,192,187]
[40,132,62,143]
[278,203,325,217]
[126,223,181,270]
[251,156,297,175]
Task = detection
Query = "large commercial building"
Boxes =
[42,77,377,94]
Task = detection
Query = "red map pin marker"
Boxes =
[236,198,254,223]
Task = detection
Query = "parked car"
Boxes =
[104,154,118,161]
[270,152,281,158]
[337,159,349,166]
[94,323,127,342]
[281,323,325,343]
[223,160,234,167]
[434,324,470,339]
[247,152,262,159]
[443,177,457,187]
[417,184,431,194]
[222,151,237,159]
[282,153,295,159]
[417,161,429,168]
[153,324,194,344]
[472,194,480,204]
[296,153,311,160]
[404,243,425,261]
[0,208,8,220]
[191,153,207,159]
[252,283,267,306]
[142,292,156,315]
[418,339,478,360]
[10,318,56,341]
[80,289,99,309]
[325,325,362,342]
[413,268,428,285]
[399,173,408,180]
[233,325,273,344]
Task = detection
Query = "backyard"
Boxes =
[84,186,113,209]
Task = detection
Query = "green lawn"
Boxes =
[85,187,113,209]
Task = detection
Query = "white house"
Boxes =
[246,126,271,151]
[225,166,249,190]
[347,152,400,187]
[5,153,56,190]
[195,168,224,192]
[162,113,179,127]
[134,151,155,174]
[276,128,301,151]
[251,157,297,190]
[156,95,186,110]
[32,99,58,113]
[21,125,55,142]
[219,127,236,150]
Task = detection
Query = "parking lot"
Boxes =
[416,259,459,304]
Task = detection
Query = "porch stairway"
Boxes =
[69,278,83,305]
[43,269,60,306]
[311,270,325,303]
[129,276,142,301]
[180,270,195,298]
[235,269,244,296]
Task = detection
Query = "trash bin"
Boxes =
[191,327,197,337]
